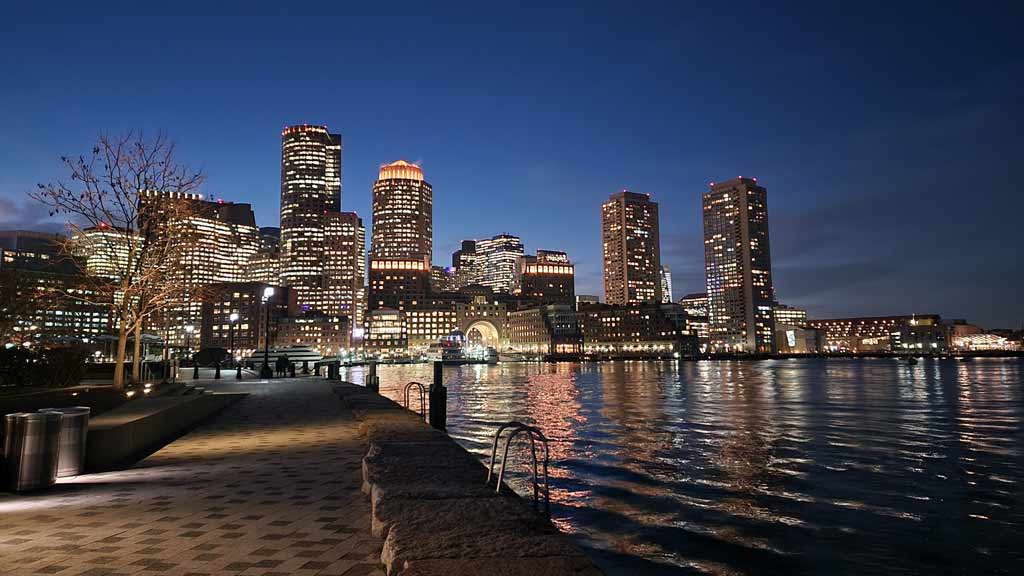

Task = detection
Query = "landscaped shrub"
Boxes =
[0,345,90,388]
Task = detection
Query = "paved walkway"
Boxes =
[0,378,384,576]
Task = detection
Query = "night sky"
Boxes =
[1,2,1021,328]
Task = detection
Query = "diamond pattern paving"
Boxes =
[0,378,385,576]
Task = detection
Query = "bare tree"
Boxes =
[31,132,204,389]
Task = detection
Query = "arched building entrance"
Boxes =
[465,320,501,348]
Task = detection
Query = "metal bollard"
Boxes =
[367,360,379,392]
[236,364,242,380]
[428,361,447,431]
[215,362,221,379]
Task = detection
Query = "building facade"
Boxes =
[277,314,351,357]
[323,211,366,331]
[703,177,775,353]
[508,304,582,356]
[369,161,432,313]
[248,227,281,285]
[602,191,661,305]
[577,302,697,357]
[519,249,575,306]
[474,234,524,293]
[1,230,112,346]
[139,191,261,347]
[279,124,342,312]
[807,314,945,353]
[660,265,673,303]
[199,282,295,359]
[773,303,807,327]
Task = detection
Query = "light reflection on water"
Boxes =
[341,358,1024,575]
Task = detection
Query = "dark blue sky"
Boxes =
[1,1,1021,327]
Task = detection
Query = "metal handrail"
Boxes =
[486,421,550,514]
[403,381,426,417]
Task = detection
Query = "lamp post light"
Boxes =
[185,325,197,379]
[260,287,275,379]
[229,312,242,380]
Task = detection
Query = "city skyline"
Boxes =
[1,3,1022,327]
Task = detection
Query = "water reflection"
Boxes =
[343,358,1024,575]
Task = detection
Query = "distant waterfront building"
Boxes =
[577,302,696,358]
[430,266,458,293]
[807,314,947,353]
[519,249,575,306]
[773,303,808,327]
[775,324,822,354]
[602,191,661,305]
[702,177,775,353]
[475,234,524,293]
[508,304,582,356]
[279,124,342,313]
[200,282,295,357]
[277,313,351,357]
[451,240,479,288]
[364,308,407,356]
[368,161,433,313]
[323,211,366,331]
[405,300,460,351]
[1,230,111,346]
[678,292,710,350]
[679,292,708,316]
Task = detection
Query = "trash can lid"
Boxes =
[5,412,62,421]
[38,406,91,415]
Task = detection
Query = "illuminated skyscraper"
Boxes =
[369,160,432,311]
[324,211,366,330]
[601,191,661,305]
[475,234,524,293]
[139,191,261,346]
[702,177,775,353]
[279,124,342,311]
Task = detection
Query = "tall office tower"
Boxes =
[371,160,432,260]
[279,124,342,311]
[324,211,366,331]
[451,240,479,288]
[702,177,775,353]
[519,249,575,306]
[369,160,433,311]
[601,191,662,305]
[660,265,673,303]
[139,191,261,345]
[473,234,524,293]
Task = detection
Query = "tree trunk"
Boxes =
[132,320,143,383]
[113,321,128,390]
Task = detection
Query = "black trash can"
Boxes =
[3,412,62,492]
[39,406,91,477]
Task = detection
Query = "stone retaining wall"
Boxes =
[332,381,603,576]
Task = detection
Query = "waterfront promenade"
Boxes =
[0,378,384,576]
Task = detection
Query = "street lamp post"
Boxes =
[260,287,275,379]
[185,325,197,379]
[229,312,242,380]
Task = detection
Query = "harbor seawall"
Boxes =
[332,381,602,576]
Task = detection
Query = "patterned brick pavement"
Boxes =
[0,378,384,576]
